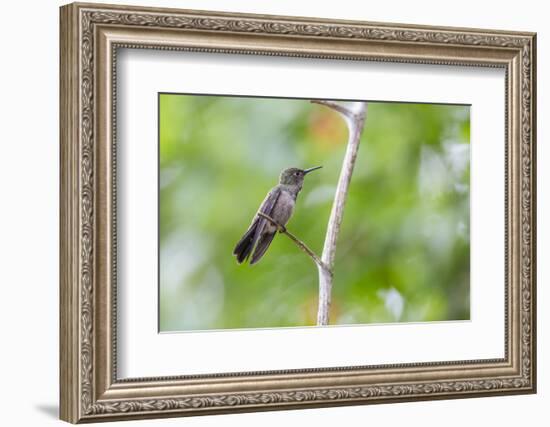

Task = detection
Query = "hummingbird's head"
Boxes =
[279,166,322,187]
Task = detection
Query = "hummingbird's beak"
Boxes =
[303,166,323,175]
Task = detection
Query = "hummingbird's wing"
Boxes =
[249,232,276,265]
[249,187,283,264]
[233,186,281,264]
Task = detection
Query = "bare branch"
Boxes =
[313,100,368,326]
[258,212,332,276]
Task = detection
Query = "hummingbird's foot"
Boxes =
[278,225,287,233]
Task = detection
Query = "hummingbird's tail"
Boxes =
[250,232,276,265]
[233,219,276,265]
[233,222,258,264]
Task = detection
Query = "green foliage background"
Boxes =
[159,94,470,331]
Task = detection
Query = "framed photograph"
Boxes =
[60,2,537,423]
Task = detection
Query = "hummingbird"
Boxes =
[233,166,322,265]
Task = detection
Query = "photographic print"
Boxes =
[159,94,470,332]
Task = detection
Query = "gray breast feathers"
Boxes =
[271,189,296,226]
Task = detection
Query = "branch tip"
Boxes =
[310,99,354,119]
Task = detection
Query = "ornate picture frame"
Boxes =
[60,2,536,423]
